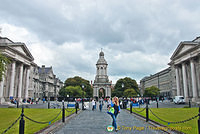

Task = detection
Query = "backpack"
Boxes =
[107,107,115,115]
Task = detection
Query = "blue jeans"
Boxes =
[92,105,95,110]
[99,104,102,111]
[111,114,117,130]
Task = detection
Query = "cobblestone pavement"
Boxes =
[56,103,167,134]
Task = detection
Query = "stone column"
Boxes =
[0,76,5,103]
[18,64,24,102]
[190,59,198,101]
[97,88,99,97]
[175,66,181,96]
[25,67,30,99]
[9,61,16,99]
[105,86,108,97]
[182,63,188,101]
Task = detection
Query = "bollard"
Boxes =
[198,106,200,134]
[189,100,191,108]
[76,102,78,114]
[130,102,132,113]
[19,106,25,134]
[17,101,19,108]
[146,102,149,122]
[48,101,50,109]
[62,100,65,123]
[157,101,158,108]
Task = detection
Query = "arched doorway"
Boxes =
[99,88,105,98]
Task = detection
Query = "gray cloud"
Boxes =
[1,0,200,83]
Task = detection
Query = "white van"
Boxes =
[173,96,185,104]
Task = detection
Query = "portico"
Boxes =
[0,37,34,103]
[169,37,200,102]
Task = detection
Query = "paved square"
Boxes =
[56,104,167,134]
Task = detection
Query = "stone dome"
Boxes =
[99,51,104,57]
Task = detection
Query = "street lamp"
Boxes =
[81,84,85,110]
[121,83,125,109]
[121,83,124,88]
[67,95,69,104]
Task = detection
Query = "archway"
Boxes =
[99,88,105,98]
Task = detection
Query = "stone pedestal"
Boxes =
[0,97,5,104]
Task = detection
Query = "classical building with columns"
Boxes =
[93,51,112,98]
[140,36,200,103]
[0,36,63,104]
[169,37,200,102]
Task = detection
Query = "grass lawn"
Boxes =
[0,108,76,134]
[127,107,199,134]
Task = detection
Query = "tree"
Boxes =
[59,86,86,98]
[112,77,139,97]
[143,86,160,97]
[0,53,10,81]
[64,76,92,97]
[123,89,137,98]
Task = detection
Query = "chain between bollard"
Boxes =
[62,100,65,123]
[157,100,158,108]
[133,107,146,113]
[75,102,78,114]
[1,116,21,134]
[24,110,62,124]
[19,106,25,134]
[65,108,76,112]
[149,108,198,124]
[48,101,50,109]
[146,102,149,122]
[130,102,132,113]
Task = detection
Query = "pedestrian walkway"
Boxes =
[56,103,167,134]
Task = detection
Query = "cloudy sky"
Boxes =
[0,0,200,84]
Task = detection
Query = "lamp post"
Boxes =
[67,95,69,104]
[121,83,125,109]
[121,83,124,88]
[82,84,85,110]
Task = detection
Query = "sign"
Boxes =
[106,125,114,132]
[67,104,75,107]
[132,103,139,107]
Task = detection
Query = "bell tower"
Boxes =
[93,50,111,98]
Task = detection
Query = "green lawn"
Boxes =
[0,108,76,134]
[127,107,199,134]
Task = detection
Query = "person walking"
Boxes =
[99,97,103,112]
[92,99,95,111]
[107,98,111,108]
[108,96,120,132]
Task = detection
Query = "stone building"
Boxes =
[169,37,200,102]
[35,65,63,99]
[0,36,63,104]
[140,67,172,98]
[93,50,112,98]
[140,36,200,102]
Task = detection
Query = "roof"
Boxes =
[38,67,52,74]
[96,51,107,65]
[170,39,199,60]
[0,36,34,61]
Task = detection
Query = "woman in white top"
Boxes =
[92,99,95,111]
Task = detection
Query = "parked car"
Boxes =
[173,96,185,104]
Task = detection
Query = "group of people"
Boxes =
[91,96,120,132]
